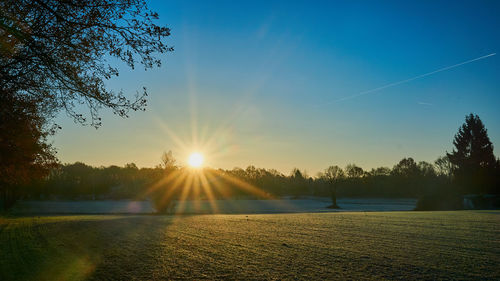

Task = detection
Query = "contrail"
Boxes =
[417,101,434,106]
[322,53,496,105]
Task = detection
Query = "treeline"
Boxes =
[23,156,454,201]
[5,114,500,212]
[27,163,161,200]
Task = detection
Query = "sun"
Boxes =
[188,152,204,168]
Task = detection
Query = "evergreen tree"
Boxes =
[447,114,497,194]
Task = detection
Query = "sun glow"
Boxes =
[188,152,204,168]
[147,99,274,215]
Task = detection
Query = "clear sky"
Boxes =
[53,0,500,175]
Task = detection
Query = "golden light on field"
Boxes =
[188,152,204,168]
[146,144,273,214]
[146,166,273,215]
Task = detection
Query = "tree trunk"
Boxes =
[328,182,340,209]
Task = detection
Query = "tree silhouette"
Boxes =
[0,91,58,209]
[434,155,453,179]
[0,0,171,209]
[447,114,497,194]
[391,158,419,178]
[369,167,391,176]
[345,164,364,178]
[161,150,177,170]
[0,0,172,127]
[320,166,345,208]
[290,168,307,198]
[417,161,436,178]
[391,157,423,197]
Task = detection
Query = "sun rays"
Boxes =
[145,166,272,215]
[146,109,273,214]
[144,124,270,214]
[147,93,270,211]
[143,53,281,215]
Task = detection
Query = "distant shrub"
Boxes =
[415,192,463,211]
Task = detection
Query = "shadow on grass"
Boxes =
[0,216,173,281]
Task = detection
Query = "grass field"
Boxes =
[1,211,499,280]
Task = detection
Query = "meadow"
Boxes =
[1,211,498,280]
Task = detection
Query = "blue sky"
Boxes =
[54,0,500,174]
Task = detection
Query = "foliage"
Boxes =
[391,157,419,178]
[5,115,498,211]
[24,155,460,205]
[434,155,453,178]
[415,188,462,211]
[447,114,499,194]
[368,166,391,176]
[0,0,171,210]
[0,91,58,209]
[0,0,172,127]
[345,163,364,178]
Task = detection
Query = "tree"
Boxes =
[391,157,419,178]
[0,91,58,209]
[369,167,391,177]
[124,163,138,170]
[151,152,178,213]
[434,155,453,179]
[0,1,171,208]
[417,161,436,178]
[447,114,497,194]
[391,157,422,197]
[0,0,173,127]
[160,150,176,170]
[320,165,345,208]
[345,164,364,178]
[290,168,306,198]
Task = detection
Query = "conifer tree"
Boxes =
[447,114,497,194]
